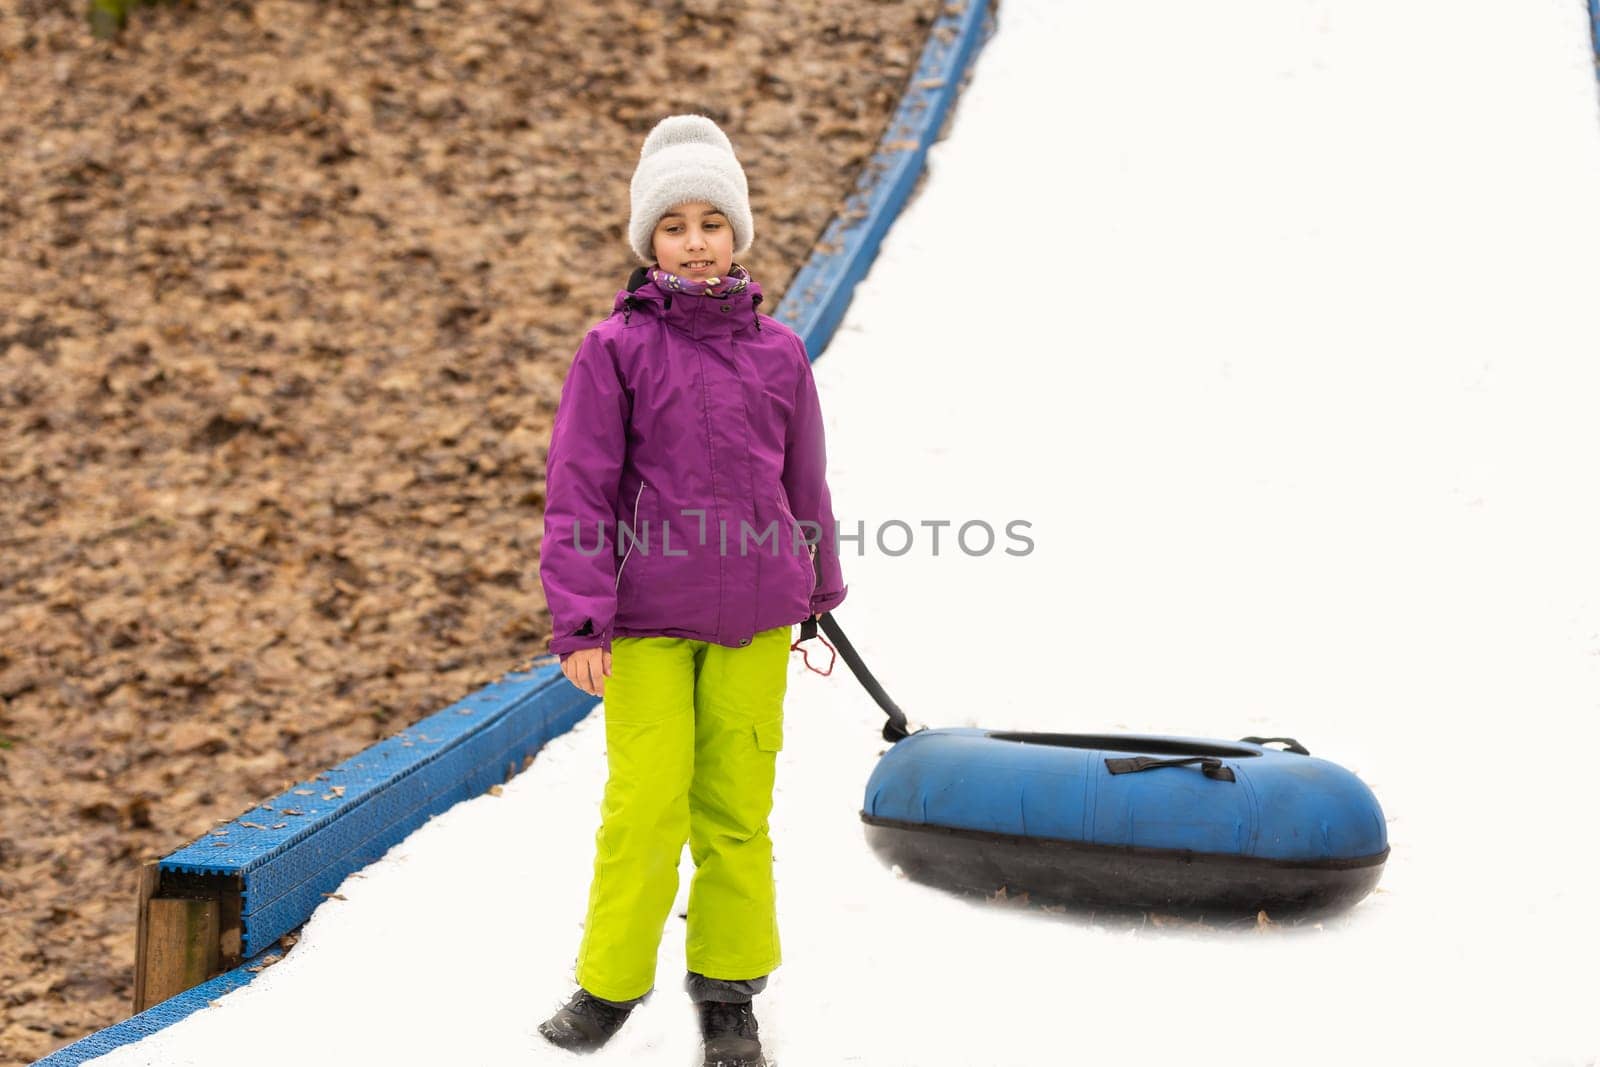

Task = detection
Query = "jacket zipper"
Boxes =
[615,481,645,591]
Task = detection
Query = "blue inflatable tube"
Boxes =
[861,730,1389,913]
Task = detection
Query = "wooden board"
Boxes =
[135,895,221,1012]
[130,860,161,1013]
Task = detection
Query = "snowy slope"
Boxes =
[88,0,1600,1064]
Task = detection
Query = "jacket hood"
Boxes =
[612,266,767,339]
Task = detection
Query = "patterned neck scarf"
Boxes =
[647,261,753,299]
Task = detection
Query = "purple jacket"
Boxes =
[540,270,847,660]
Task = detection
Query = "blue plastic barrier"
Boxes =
[1591,0,1600,78]
[35,951,276,1067]
[778,1,995,356]
[161,665,590,958]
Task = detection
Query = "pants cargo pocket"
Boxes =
[753,716,784,753]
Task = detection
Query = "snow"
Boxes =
[87,0,1600,1063]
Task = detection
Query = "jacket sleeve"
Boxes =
[781,334,848,615]
[540,329,628,659]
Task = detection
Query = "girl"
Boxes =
[536,114,847,1067]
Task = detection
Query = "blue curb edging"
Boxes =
[34,4,997,1063]
[778,0,996,358]
[34,950,276,1067]
[33,665,592,1067]
[158,663,590,957]
[1590,0,1600,82]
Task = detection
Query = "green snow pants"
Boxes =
[574,624,790,1004]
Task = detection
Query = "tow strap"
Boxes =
[792,611,917,743]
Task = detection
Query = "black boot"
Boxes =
[697,998,766,1067]
[537,987,636,1052]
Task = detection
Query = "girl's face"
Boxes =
[651,201,734,280]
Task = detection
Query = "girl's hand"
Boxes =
[562,647,612,697]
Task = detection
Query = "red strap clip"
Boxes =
[790,617,836,676]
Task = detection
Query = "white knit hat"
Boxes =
[628,114,754,265]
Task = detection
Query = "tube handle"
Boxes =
[1104,755,1237,783]
[1238,736,1310,755]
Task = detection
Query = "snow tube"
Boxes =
[861,730,1388,914]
